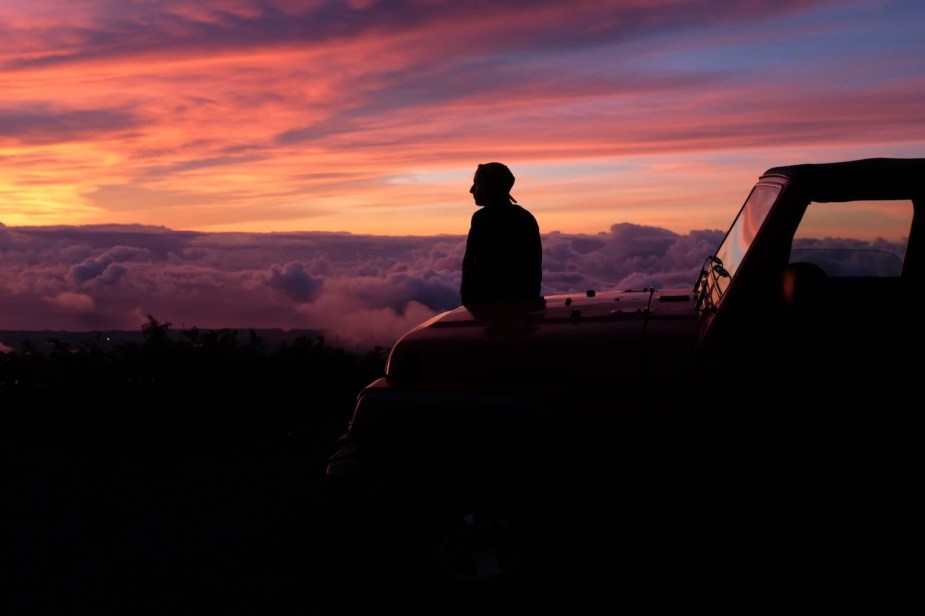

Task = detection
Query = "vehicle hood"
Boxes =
[385,288,698,392]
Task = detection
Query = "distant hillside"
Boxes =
[0,328,329,353]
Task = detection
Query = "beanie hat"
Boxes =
[478,162,518,203]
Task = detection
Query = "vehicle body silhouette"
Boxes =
[327,157,923,596]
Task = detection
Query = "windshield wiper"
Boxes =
[709,255,731,279]
[694,255,730,313]
[693,256,712,309]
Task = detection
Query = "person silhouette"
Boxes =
[460,162,543,307]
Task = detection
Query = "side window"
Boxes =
[789,200,911,277]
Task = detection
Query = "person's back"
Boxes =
[461,162,542,306]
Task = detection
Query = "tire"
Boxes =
[417,483,530,593]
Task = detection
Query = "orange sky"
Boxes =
[1,0,923,236]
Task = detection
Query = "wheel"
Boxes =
[417,485,530,592]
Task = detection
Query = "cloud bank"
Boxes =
[0,222,724,349]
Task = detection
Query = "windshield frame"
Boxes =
[696,181,781,312]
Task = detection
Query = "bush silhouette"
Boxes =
[1,316,388,432]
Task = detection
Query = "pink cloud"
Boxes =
[49,291,96,311]
[0,0,921,239]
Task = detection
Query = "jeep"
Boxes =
[326,157,923,598]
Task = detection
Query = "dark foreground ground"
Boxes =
[4,407,728,614]
[6,408,379,615]
[6,405,915,614]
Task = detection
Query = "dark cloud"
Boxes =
[69,254,116,284]
[275,122,362,147]
[139,154,269,177]
[266,261,324,303]
[1,0,834,72]
[13,225,197,259]
[0,106,138,145]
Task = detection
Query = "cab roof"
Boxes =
[761,157,925,202]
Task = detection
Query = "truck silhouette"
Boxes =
[327,157,923,597]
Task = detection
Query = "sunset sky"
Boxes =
[1,0,923,346]
[2,0,923,236]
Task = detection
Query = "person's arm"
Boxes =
[460,212,482,305]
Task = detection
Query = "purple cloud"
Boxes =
[0,221,910,348]
[0,106,137,145]
[0,222,725,348]
[266,261,324,303]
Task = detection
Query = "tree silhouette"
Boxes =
[141,314,171,346]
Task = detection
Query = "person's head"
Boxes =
[470,162,517,207]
